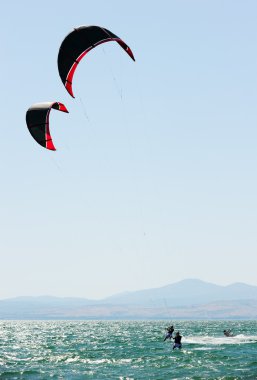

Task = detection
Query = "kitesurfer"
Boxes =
[173,331,182,349]
[164,325,174,341]
[223,329,234,337]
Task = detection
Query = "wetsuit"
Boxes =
[164,327,174,341]
[173,334,182,349]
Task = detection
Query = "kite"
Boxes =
[26,102,68,151]
[57,25,135,98]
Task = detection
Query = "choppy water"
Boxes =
[0,320,257,379]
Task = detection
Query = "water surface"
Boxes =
[0,320,256,379]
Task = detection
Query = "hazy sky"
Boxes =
[1,0,257,299]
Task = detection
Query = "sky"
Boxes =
[1,0,257,299]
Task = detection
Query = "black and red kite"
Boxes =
[26,102,68,151]
[57,25,135,98]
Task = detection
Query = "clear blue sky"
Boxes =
[1,0,257,299]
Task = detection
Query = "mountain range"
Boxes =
[1,279,257,320]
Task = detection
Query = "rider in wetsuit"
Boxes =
[223,329,234,337]
[164,325,174,341]
[173,331,182,349]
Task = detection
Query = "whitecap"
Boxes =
[183,334,257,345]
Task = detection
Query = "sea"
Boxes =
[0,320,257,379]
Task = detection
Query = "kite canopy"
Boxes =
[57,25,135,98]
[26,102,68,151]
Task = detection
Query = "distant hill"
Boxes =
[104,279,257,306]
[1,279,257,320]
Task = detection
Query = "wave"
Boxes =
[183,334,257,345]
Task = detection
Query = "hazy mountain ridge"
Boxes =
[1,279,257,319]
[103,279,257,306]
